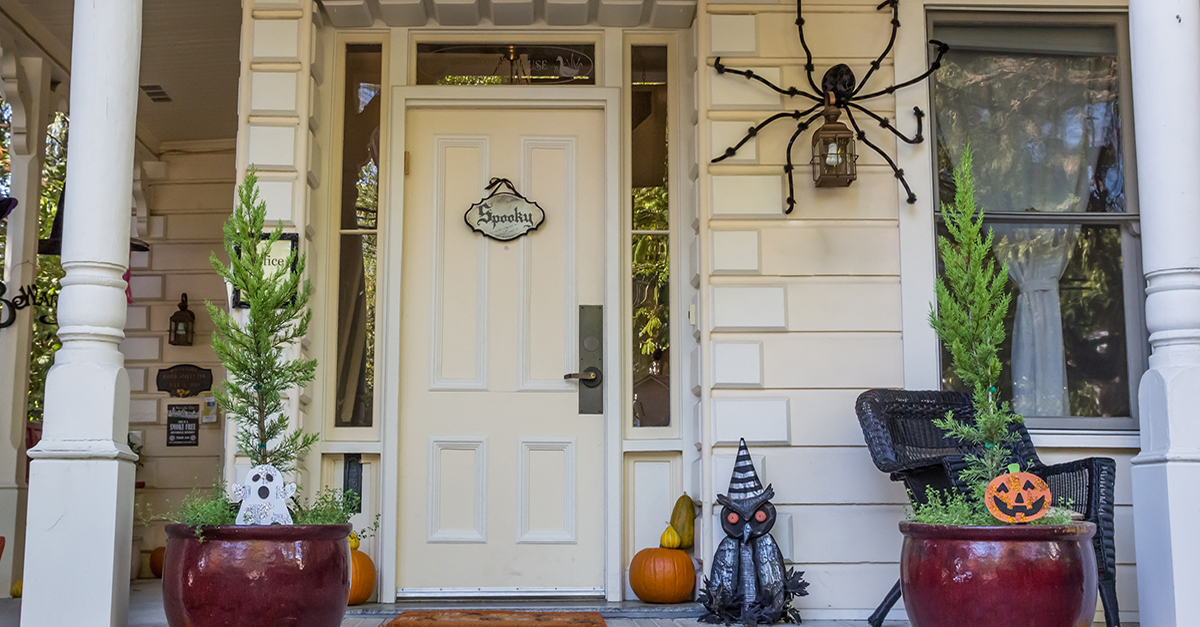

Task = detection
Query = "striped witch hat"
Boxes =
[727,438,764,499]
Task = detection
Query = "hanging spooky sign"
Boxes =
[464,178,546,241]
[986,464,1052,523]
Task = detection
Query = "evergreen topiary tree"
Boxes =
[926,146,1025,514]
[208,170,317,474]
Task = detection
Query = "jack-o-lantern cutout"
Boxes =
[986,470,1052,523]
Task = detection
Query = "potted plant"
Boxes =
[902,147,1098,627]
[159,171,355,627]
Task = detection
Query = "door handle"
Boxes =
[564,366,603,388]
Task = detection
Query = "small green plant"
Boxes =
[921,145,1069,526]
[175,481,237,529]
[292,487,362,525]
[207,169,318,474]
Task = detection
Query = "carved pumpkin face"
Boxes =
[986,471,1052,523]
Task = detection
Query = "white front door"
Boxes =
[394,104,609,595]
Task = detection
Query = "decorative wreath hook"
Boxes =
[711,0,949,212]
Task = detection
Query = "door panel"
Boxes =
[398,108,606,593]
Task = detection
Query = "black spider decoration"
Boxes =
[711,0,949,212]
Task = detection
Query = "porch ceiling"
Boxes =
[10,0,241,149]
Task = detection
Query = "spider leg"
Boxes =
[853,40,950,101]
[711,104,824,164]
[845,102,924,145]
[782,110,827,214]
[843,107,918,204]
[795,0,823,95]
[851,0,900,97]
[713,57,823,101]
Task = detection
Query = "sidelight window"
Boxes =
[630,45,670,428]
[335,44,382,428]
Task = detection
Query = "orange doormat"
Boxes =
[385,611,607,627]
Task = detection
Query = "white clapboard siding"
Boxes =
[152,182,237,213]
[724,332,904,389]
[758,11,893,60]
[698,2,1142,622]
[126,142,233,569]
[758,222,901,276]
[783,277,902,332]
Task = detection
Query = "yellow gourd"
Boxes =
[349,532,361,550]
[10,580,20,598]
[660,525,682,549]
[670,493,696,549]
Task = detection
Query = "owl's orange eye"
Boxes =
[726,512,739,524]
[754,510,767,522]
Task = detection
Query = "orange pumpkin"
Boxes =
[150,546,166,578]
[348,549,377,605]
[629,546,694,603]
[986,471,1052,523]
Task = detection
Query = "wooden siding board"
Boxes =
[759,223,901,276]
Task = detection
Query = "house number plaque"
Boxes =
[464,178,546,241]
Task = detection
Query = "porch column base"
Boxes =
[1131,363,1200,627]
[21,458,134,624]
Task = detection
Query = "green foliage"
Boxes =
[291,487,361,526]
[0,98,68,423]
[207,170,318,473]
[27,113,68,423]
[909,489,995,526]
[168,482,238,538]
[632,184,669,369]
[909,487,1076,527]
[925,146,1030,523]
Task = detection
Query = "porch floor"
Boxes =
[0,579,1124,626]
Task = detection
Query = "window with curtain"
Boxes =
[931,15,1145,430]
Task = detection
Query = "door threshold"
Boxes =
[345,599,705,619]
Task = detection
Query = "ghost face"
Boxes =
[248,467,282,501]
[718,487,777,541]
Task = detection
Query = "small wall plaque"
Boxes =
[233,232,299,309]
[157,364,214,398]
[167,404,200,447]
[464,178,546,241]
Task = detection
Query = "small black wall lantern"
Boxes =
[811,95,857,187]
[169,293,195,347]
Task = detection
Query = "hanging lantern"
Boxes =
[168,293,195,347]
[810,97,857,188]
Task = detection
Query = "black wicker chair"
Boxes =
[855,389,1119,627]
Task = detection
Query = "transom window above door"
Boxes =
[416,43,596,85]
[930,13,1144,430]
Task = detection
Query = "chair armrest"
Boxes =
[1035,456,1118,580]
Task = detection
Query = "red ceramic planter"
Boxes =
[163,523,352,627]
[899,521,1097,627]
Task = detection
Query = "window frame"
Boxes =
[926,10,1146,431]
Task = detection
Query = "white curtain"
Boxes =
[935,50,1119,416]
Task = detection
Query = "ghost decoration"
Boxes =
[232,464,297,525]
[700,439,808,625]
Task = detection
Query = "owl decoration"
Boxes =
[232,464,297,525]
[700,440,808,625]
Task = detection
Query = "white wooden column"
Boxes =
[0,51,51,599]
[1129,1,1200,624]
[20,0,142,624]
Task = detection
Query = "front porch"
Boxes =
[3,0,1200,624]
[0,580,928,627]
